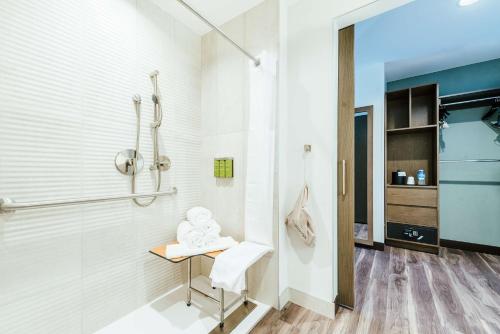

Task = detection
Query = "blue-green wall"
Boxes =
[387,59,500,247]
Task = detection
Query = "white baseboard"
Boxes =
[279,287,336,319]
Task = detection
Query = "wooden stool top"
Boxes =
[149,241,224,263]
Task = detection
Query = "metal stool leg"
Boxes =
[219,288,225,328]
[186,257,192,306]
[243,271,248,305]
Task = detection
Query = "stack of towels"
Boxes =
[177,207,221,249]
[167,207,238,259]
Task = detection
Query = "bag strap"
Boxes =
[299,185,309,207]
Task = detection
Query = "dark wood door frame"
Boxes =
[354,106,373,247]
[337,25,355,309]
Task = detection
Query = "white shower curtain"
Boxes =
[244,52,277,247]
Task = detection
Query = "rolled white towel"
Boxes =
[177,221,193,244]
[204,231,220,247]
[184,229,206,249]
[187,207,212,225]
[195,219,221,234]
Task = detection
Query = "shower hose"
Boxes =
[132,73,163,207]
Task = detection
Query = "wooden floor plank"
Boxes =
[465,251,500,294]
[406,251,444,334]
[441,248,500,333]
[252,246,500,334]
[385,247,410,334]
[421,252,473,333]
[478,253,500,275]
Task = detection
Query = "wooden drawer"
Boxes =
[387,222,438,245]
[387,187,437,207]
[387,204,437,227]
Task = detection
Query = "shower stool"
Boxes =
[149,242,251,329]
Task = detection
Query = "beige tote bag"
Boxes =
[285,185,315,246]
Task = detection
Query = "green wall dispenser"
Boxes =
[214,158,234,178]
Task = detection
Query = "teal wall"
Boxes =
[387,59,500,247]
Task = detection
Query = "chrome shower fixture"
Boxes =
[115,70,171,207]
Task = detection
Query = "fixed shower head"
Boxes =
[150,70,159,78]
[132,94,142,104]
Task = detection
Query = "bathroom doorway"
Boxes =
[354,106,373,246]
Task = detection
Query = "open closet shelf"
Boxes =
[386,184,438,189]
[386,84,438,130]
[386,124,437,134]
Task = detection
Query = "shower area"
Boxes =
[0,0,279,333]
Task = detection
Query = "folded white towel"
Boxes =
[187,207,212,225]
[209,241,273,293]
[166,237,238,259]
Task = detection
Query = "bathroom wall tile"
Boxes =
[213,132,247,241]
[215,19,247,135]
[0,0,202,332]
[82,202,136,277]
[201,33,219,137]
[0,279,82,334]
[0,210,82,305]
[200,135,219,213]
[82,262,138,334]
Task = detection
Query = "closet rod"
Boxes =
[440,159,500,163]
[439,88,500,111]
[0,188,177,214]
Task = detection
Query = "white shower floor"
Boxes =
[95,276,270,334]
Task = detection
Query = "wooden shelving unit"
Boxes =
[387,184,438,189]
[385,83,440,254]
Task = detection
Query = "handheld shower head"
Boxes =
[149,70,159,78]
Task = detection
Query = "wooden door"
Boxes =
[337,25,355,309]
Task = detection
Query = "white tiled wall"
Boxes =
[0,0,201,333]
[200,0,279,307]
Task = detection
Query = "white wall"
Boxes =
[355,63,386,243]
[280,0,410,316]
[200,0,279,307]
[0,1,202,333]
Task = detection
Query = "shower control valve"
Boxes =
[115,149,144,176]
[150,155,171,172]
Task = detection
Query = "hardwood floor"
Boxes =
[251,246,500,333]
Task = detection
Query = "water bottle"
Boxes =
[416,169,426,186]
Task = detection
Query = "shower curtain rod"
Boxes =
[0,188,177,214]
[174,0,261,67]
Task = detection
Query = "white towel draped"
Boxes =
[209,241,273,293]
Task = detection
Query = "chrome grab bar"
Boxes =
[0,188,177,214]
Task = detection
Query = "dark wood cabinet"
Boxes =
[384,84,440,253]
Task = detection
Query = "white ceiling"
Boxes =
[150,0,266,35]
[355,0,500,82]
